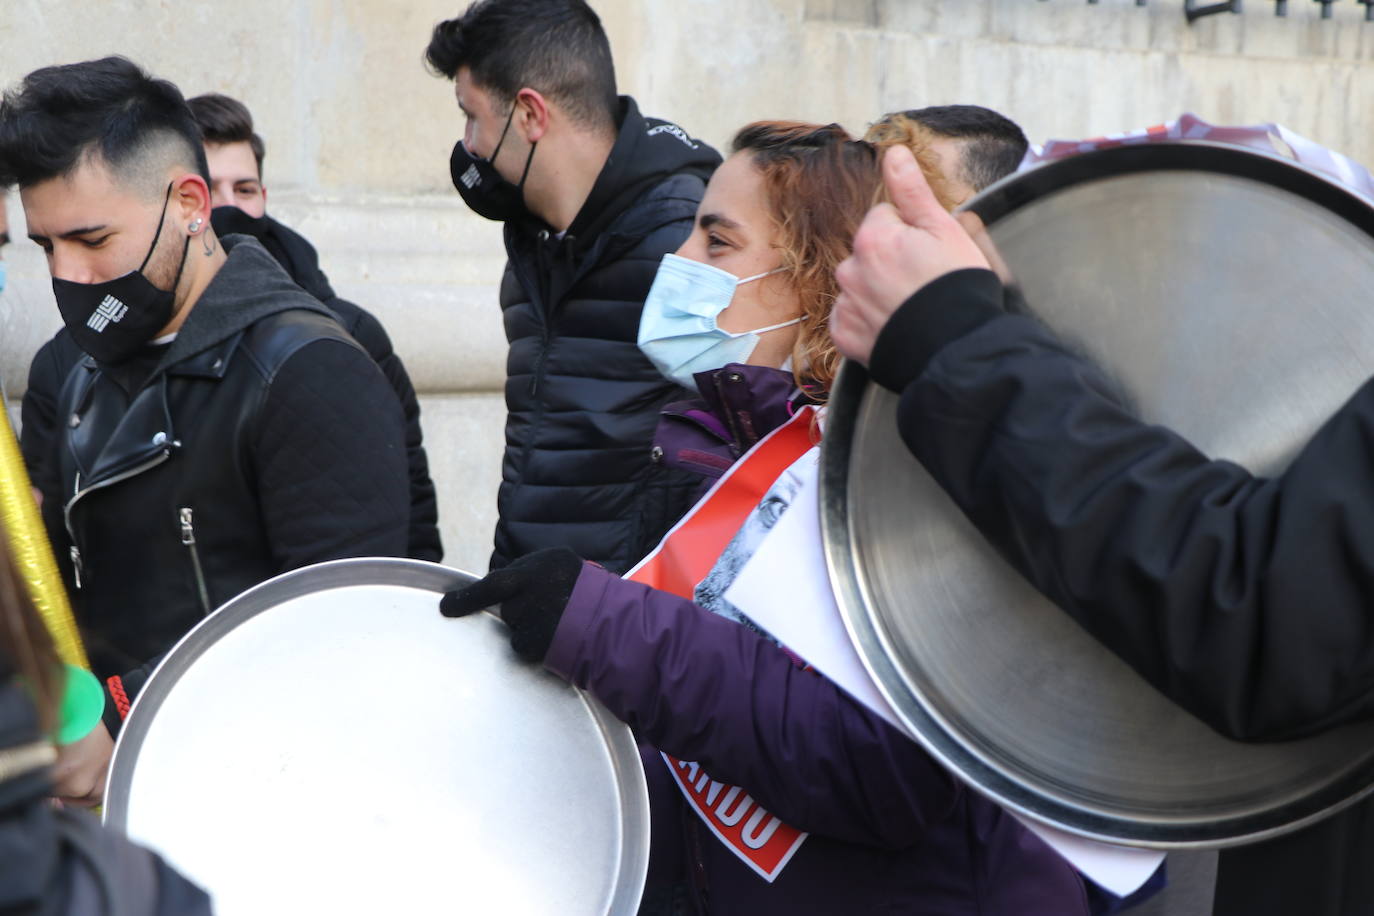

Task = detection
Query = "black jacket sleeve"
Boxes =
[334,299,443,562]
[252,338,410,570]
[20,333,82,508]
[870,268,1374,741]
[22,333,86,600]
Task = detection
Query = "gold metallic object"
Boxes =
[0,404,89,670]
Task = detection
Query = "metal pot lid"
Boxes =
[103,558,649,914]
[823,142,1374,848]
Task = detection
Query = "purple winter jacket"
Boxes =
[545,363,1090,915]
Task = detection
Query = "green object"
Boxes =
[56,664,104,745]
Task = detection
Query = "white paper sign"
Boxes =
[724,451,1165,898]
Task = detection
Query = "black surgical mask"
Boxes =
[450,106,537,223]
[52,183,190,365]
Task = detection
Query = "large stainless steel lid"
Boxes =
[823,142,1374,847]
[104,558,649,914]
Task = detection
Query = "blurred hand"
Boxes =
[52,720,113,807]
[832,145,990,366]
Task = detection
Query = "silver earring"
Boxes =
[188,218,204,233]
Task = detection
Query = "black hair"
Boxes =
[187,93,266,176]
[902,105,1028,192]
[0,56,210,192]
[425,0,618,132]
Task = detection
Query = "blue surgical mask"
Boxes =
[638,253,800,392]
[0,260,6,295]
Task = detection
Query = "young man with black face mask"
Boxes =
[1,57,410,804]
[426,0,722,575]
[22,94,444,563]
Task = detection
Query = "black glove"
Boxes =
[439,548,585,663]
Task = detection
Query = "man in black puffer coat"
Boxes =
[427,0,721,574]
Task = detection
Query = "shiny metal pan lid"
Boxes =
[104,558,649,914]
[823,141,1374,848]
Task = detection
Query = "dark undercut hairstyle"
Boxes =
[0,56,210,194]
[188,93,266,177]
[901,105,1028,192]
[425,0,618,133]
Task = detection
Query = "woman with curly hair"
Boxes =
[443,121,1088,914]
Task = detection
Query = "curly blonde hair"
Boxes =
[732,119,957,400]
[731,122,880,400]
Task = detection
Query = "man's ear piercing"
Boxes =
[188,218,204,233]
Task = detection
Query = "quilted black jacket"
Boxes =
[37,237,408,708]
[491,96,721,574]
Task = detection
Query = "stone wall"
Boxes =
[3,0,1372,572]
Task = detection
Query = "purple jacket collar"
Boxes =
[653,364,809,490]
[664,361,806,452]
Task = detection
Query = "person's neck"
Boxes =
[747,326,801,371]
[525,128,617,234]
[156,231,229,337]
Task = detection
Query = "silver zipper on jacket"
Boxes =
[63,447,175,590]
[179,507,213,616]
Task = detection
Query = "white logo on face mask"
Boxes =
[460,163,482,189]
[86,294,129,332]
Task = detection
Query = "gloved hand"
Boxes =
[439,547,585,663]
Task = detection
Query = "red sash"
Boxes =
[626,406,816,882]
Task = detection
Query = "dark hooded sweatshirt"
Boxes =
[38,236,409,726]
[491,96,722,574]
[208,209,441,561]
[23,215,443,562]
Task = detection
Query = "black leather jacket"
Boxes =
[45,238,409,688]
[23,220,442,563]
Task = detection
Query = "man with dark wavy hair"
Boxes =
[426,0,721,575]
[4,57,409,803]
[186,92,443,562]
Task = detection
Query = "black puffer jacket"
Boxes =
[40,237,408,717]
[23,214,443,563]
[492,96,721,574]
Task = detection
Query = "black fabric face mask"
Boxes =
[450,105,537,223]
[210,205,291,267]
[52,184,189,366]
[209,204,269,239]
